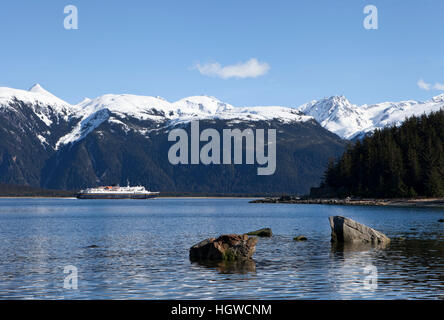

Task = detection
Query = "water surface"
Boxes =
[0,198,442,299]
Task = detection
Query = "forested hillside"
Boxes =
[318,110,444,198]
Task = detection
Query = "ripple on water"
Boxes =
[0,198,442,299]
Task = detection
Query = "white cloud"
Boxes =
[417,78,431,90]
[417,78,444,91]
[433,82,444,90]
[194,58,270,79]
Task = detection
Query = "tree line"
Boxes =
[319,110,444,198]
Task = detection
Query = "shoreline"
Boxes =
[1,196,443,208]
[0,196,77,199]
[0,196,258,199]
[250,197,444,209]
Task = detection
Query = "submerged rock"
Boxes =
[293,235,307,241]
[438,219,444,223]
[329,216,390,245]
[246,228,272,237]
[190,234,258,261]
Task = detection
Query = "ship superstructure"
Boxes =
[76,184,159,199]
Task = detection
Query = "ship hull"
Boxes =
[76,193,159,199]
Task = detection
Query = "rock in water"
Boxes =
[329,216,390,244]
[293,235,307,241]
[189,234,258,261]
[246,228,272,237]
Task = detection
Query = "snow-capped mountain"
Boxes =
[73,92,312,123]
[298,96,371,140]
[0,83,443,193]
[298,95,444,139]
[2,84,443,145]
[0,84,344,193]
[0,84,78,150]
[0,84,314,150]
[0,84,76,125]
[55,92,312,148]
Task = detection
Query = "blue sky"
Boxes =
[0,0,443,106]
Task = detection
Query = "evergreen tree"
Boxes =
[318,110,444,198]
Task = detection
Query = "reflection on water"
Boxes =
[0,198,442,299]
[329,238,444,299]
[329,241,386,299]
[331,241,390,254]
[191,259,256,274]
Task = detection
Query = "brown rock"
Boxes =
[189,234,258,261]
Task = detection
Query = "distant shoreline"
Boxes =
[0,196,258,199]
[0,196,76,199]
[1,195,443,206]
[250,197,444,209]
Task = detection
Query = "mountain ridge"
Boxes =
[0,84,346,193]
[2,84,443,144]
[1,83,443,193]
[2,84,444,143]
[297,95,444,139]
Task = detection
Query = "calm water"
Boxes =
[0,198,442,299]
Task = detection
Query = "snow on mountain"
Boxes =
[29,83,57,97]
[72,93,311,123]
[172,95,234,114]
[54,93,313,148]
[298,96,371,139]
[76,94,174,121]
[0,84,71,109]
[54,90,444,148]
[77,97,92,105]
[431,93,444,103]
[362,97,444,131]
[3,84,442,148]
[55,94,177,148]
[298,95,444,139]
[216,106,312,123]
[55,108,110,150]
[0,84,77,125]
[72,93,311,121]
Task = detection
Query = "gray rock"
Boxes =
[190,234,258,261]
[329,216,390,244]
[246,228,272,237]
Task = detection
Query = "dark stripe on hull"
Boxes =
[76,193,158,199]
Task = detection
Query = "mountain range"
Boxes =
[298,94,444,139]
[0,84,442,194]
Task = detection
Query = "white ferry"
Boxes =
[76,184,159,199]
